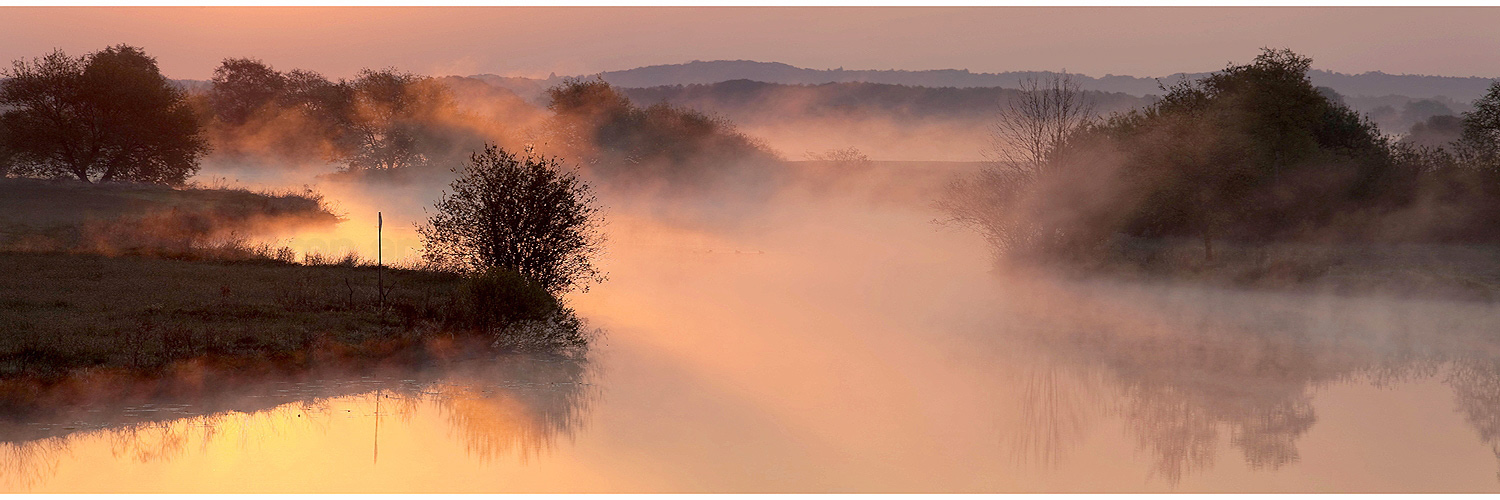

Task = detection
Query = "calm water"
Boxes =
[6,181,1500,492]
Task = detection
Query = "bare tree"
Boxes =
[942,72,1096,260]
[985,72,1097,178]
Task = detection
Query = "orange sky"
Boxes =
[1,7,1499,81]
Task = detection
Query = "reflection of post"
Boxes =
[373,389,381,466]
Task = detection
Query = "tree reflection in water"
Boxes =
[999,277,1500,485]
[0,437,66,491]
[426,355,597,464]
[0,353,597,490]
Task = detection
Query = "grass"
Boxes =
[0,251,467,377]
[0,178,591,411]
[0,249,590,412]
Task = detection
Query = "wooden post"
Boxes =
[377,211,383,310]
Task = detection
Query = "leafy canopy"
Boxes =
[0,45,209,185]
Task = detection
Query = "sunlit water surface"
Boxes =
[7,172,1500,492]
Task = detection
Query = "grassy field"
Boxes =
[0,252,474,377]
[0,178,584,412]
[0,249,583,414]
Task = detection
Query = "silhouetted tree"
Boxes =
[1079,49,1395,257]
[279,69,354,122]
[418,144,605,295]
[544,77,781,184]
[208,57,287,125]
[1402,114,1465,149]
[0,45,208,185]
[333,68,454,171]
[804,146,871,168]
[1457,81,1500,171]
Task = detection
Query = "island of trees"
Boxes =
[942,49,1500,295]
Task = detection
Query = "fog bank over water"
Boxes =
[10,4,1500,492]
[8,159,1500,491]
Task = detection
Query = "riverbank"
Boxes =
[0,251,439,375]
[1061,238,1500,303]
[0,249,583,409]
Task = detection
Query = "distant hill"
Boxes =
[472,59,1499,105]
[621,79,1149,123]
[593,60,1197,96]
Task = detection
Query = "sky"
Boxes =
[2,6,1500,81]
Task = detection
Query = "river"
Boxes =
[5,166,1500,492]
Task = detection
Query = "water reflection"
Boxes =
[429,356,596,464]
[1450,357,1500,479]
[999,277,1500,485]
[1004,364,1100,469]
[0,354,596,491]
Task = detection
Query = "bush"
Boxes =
[491,309,590,355]
[455,268,591,354]
[456,267,559,330]
[418,143,605,295]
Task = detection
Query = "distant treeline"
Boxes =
[0,45,528,184]
[545,77,785,189]
[200,60,552,173]
[621,79,1479,147]
[0,45,778,188]
[622,79,1150,124]
[467,61,1485,148]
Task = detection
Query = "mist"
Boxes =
[9,35,1500,493]
[15,143,1500,491]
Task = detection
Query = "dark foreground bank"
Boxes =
[0,250,589,411]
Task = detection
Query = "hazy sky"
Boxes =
[2,7,1499,81]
